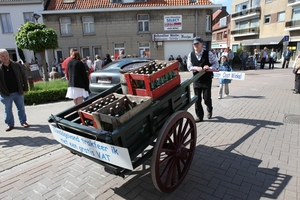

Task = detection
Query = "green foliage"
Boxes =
[14,22,58,52]
[24,79,68,105]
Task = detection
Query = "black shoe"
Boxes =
[6,126,14,132]
[292,89,295,91]
[195,118,203,123]
[293,92,300,94]
[207,112,212,119]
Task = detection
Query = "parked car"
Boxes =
[89,58,152,93]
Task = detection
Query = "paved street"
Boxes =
[0,63,299,199]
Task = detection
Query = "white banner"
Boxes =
[49,124,133,170]
[213,72,245,80]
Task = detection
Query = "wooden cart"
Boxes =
[48,71,204,193]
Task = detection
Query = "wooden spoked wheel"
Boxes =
[151,111,197,193]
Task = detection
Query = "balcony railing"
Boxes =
[231,27,259,36]
[231,7,261,19]
[285,19,300,30]
[288,0,300,6]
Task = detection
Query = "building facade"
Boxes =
[211,7,231,50]
[41,0,221,63]
[230,0,300,60]
[0,0,44,63]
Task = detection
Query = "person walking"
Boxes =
[239,48,248,70]
[176,55,183,71]
[292,50,300,94]
[227,48,234,68]
[0,49,29,131]
[65,51,90,105]
[253,49,259,70]
[104,54,112,66]
[94,55,103,71]
[282,46,293,68]
[218,56,232,99]
[187,37,219,122]
[260,47,268,69]
[269,48,276,69]
[62,48,77,79]
[168,55,175,61]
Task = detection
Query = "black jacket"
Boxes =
[67,59,90,92]
[0,61,28,96]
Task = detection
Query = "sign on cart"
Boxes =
[213,72,245,80]
[49,124,133,170]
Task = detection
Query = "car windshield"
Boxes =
[103,59,150,71]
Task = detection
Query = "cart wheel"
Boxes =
[151,110,197,193]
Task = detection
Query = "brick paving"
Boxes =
[0,63,299,199]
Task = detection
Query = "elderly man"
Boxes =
[187,37,219,122]
[0,49,29,131]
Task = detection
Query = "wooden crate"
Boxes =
[78,93,124,128]
[124,60,180,100]
[92,95,152,131]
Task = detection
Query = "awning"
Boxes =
[242,39,257,46]
[252,36,283,45]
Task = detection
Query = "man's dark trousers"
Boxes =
[193,82,213,120]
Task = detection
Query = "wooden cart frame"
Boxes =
[49,71,204,192]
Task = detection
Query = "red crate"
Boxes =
[125,60,180,100]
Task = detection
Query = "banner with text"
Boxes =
[213,72,245,80]
[49,124,133,170]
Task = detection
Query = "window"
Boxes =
[82,16,94,34]
[60,17,72,35]
[235,2,248,12]
[251,0,260,7]
[114,43,125,58]
[138,14,149,32]
[292,7,300,21]
[0,13,13,33]
[206,15,211,32]
[265,0,272,3]
[277,12,285,22]
[235,20,248,29]
[81,47,90,59]
[212,34,216,41]
[93,47,102,59]
[219,17,227,27]
[111,0,122,2]
[139,43,150,58]
[264,15,271,24]
[250,18,259,27]
[217,32,223,40]
[23,12,34,23]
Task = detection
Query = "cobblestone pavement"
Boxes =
[0,64,299,199]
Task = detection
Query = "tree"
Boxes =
[14,22,58,81]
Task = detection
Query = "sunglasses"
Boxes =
[193,43,199,45]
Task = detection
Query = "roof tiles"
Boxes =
[46,0,214,10]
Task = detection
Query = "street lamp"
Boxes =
[32,13,41,23]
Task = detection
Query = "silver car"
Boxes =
[89,58,152,93]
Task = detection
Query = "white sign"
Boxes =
[164,15,182,30]
[49,124,133,170]
[153,33,193,41]
[213,72,245,80]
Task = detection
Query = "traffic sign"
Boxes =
[284,35,289,42]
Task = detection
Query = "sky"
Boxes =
[211,0,233,14]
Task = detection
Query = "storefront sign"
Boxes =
[152,33,193,41]
[164,15,182,30]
